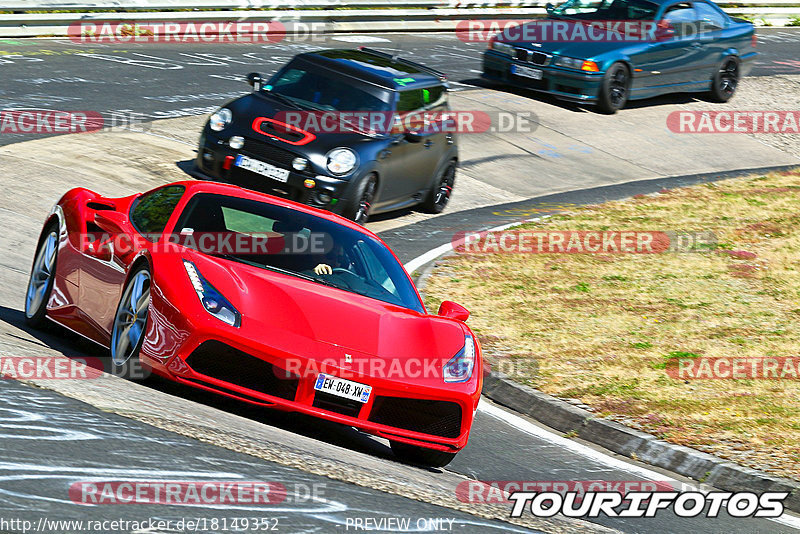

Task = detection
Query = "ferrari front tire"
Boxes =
[110,264,151,379]
[24,221,59,328]
[390,440,457,468]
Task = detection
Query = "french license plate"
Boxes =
[511,64,543,80]
[234,155,290,183]
[314,373,372,404]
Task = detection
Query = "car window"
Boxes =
[267,66,392,112]
[551,0,660,20]
[662,2,697,36]
[695,1,727,31]
[130,185,185,240]
[396,86,447,113]
[175,193,425,313]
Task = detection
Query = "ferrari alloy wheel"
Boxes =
[422,161,456,214]
[111,266,151,370]
[709,57,740,103]
[390,440,457,468]
[597,62,629,114]
[345,173,377,225]
[25,223,59,328]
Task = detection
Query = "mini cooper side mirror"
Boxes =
[438,301,470,322]
[246,72,263,91]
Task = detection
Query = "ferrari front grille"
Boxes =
[368,397,462,438]
[185,340,298,401]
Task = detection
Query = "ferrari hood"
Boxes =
[187,252,468,366]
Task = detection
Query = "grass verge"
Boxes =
[423,169,800,480]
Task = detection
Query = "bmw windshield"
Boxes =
[551,0,660,20]
[175,193,424,313]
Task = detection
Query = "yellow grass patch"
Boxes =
[424,169,800,479]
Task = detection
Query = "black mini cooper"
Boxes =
[194,48,458,224]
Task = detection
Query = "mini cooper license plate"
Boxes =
[511,64,543,80]
[314,373,372,404]
[235,155,290,183]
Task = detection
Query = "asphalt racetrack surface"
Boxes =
[0,28,800,534]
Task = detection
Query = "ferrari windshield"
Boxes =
[551,0,660,20]
[264,64,393,112]
[175,193,424,313]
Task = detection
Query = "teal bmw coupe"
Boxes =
[482,0,757,113]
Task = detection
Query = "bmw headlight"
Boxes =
[553,56,583,69]
[326,148,358,175]
[209,107,232,132]
[183,260,241,327]
[490,40,515,56]
[443,335,476,383]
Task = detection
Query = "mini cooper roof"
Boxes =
[294,48,447,91]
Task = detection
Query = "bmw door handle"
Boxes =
[691,41,703,49]
[423,140,434,148]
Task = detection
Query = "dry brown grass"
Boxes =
[424,169,800,480]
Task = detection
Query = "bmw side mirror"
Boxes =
[247,72,263,91]
[545,2,555,13]
[438,301,470,322]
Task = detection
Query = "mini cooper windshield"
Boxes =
[175,193,424,313]
[551,0,660,20]
[264,65,393,112]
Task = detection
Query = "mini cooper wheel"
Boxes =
[344,173,377,225]
[709,57,740,103]
[111,265,151,379]
[597,62,629,114]
[390,440,457,468]
[422,161,456,214]
[25,222,59,328]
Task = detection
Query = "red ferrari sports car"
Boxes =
[24,180,482,466]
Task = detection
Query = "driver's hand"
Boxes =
[314,263,333,275]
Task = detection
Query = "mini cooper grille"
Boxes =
[241,139,298,167]
[368,397,462,438]
[185,341,298,401]
[515,48,550,66]
[312,391,363,418]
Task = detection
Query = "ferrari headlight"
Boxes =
[209,107,232,132]
[183,260,241,327]
[443,335,476,383]
[553,56,583,69]
[325,148,357,175]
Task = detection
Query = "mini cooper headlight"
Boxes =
[443,335,476,383]
[183,260,241,327]
[326,148,358,175]
[209,108,232,132]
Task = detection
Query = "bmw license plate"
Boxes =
[511,64,543,80]
[234,155,290,183]
[314,373,372,404]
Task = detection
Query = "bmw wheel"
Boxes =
[25,222,59,328]
[111,264,151,379]
[709,57,740,103]
[422,161,456,214]
[597,62,629,114]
